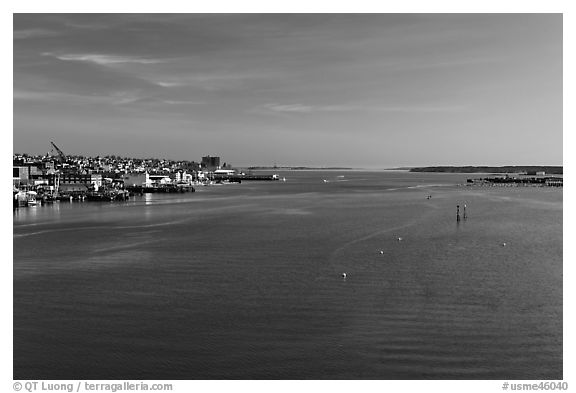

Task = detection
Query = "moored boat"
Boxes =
[26,191,38,206]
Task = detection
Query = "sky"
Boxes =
[13,13,562,168]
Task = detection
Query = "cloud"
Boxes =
[259,103,358,114]
[14,87,205,109]
[14,89,73,101]
[13,89,114,104]
[112,94,204,106]
[108,91,145,105]
[15,52,163,101]
[63,21,110,30]
[408,57,499,70]
[257,103,465,115]
[14,28,60,39]
[152,71,280,90]
[161,100,205,105]
[43,53,167,65]
[376,105,467,113]
[155,81,181,87]
[262,103,314,113]
[13,88,133,104]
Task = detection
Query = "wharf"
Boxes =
[214,174,279,182]
[126,185,195,194]
[467,176,563,187]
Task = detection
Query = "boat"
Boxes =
[56,193,73,202]
[41,195,55,204]
[26,191,39,206]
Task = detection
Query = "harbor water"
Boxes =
[13,171,563,379]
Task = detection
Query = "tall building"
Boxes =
[201,155,220,171]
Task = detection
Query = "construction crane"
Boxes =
[50,141,67,163]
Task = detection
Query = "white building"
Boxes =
[214,169,236,175]
[146,173,172,186]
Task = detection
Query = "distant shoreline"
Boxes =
[243,166,355,171]
[402,166,563,174]
[243,165,563,174]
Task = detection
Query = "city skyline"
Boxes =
[14,14,562,168]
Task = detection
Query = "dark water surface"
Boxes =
[13,171,563,379]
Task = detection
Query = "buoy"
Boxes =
[380,250,384,254]
[342,273,347,278]
[502,242,507,247]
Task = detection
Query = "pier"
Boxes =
[125,185,195,194]
[213,174,280,182]
[467,176,562,187]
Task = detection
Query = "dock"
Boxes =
[213,174,280,182]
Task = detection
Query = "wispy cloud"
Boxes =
[94,90,205,106]
[161,99,205,105]
[376,105,468,113]
[14,89,69,101]
[153,71,279,90]
[256,103,466,115]
[13,89,112,103]
[14,88,205,108]
[258,103,358,114]
[112,94,204,106]
[155,81,181,87]
[108,91,144,105]
[43,52,167,65]
[63,21,110,30]
[14,28,60,39]
[408,57,499,70]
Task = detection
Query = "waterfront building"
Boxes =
[90,174,103,191]
[122,173,147,187]
[13,166,28,187]
[545,177,563,186]
[50,173,101,193]
[202,155,221,171]
[146,173,172,187]
[214,169,236,175]
[12,151,221,195]
[13,161,54,187]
